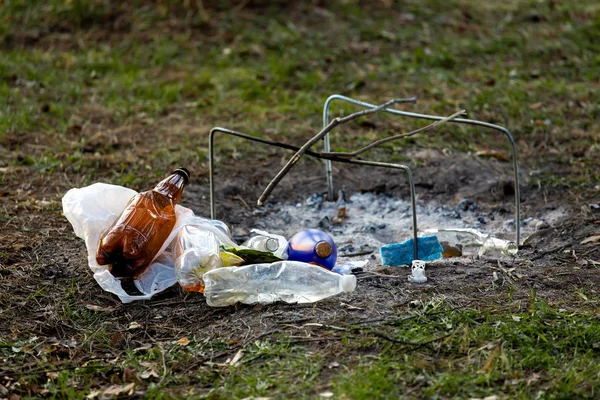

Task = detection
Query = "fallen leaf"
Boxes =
[110,332,125,347]
[340,302,364,310]
[240,397,271,400]
[86,390,100,399]
[122,367,137,383]
[529,102,543,109]
[228,350,244,366]
[512,315,521,322]
[132,345,152,352]
[128,321,141,330]
[581,235,600,244]
[475,150,509,161]
[176,337,190,346]
[102,382,135,396]
[46,371,59,379]
[204,361,228,368]
[84,304,113,313]
[526,372,542,384]
[140,369,159,380]
[481,347,500,373]
[139,361,156,369]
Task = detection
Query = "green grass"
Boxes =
[3,294,600,398]
[1,1,598,165]
[334,299,600,399]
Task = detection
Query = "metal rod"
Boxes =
[257,98,416,207]
[323,94,522,245]
[342,159,419,260]
[208,127,419,259]
[326,109,467,158]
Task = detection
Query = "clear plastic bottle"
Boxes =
[96,167,190,278]
[423,228,517,257]
[241,229,289,259]
[242,235,280,252]
[202,261,357,307]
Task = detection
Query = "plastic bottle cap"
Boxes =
[340,275,357,292]
[173,167,190,184]
[265,238,279,252]
[315,241,332,258]
[505,241,518,255]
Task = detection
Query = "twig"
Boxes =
[531,245,568,261]
[232,0,251,13]
[234,195,250,209]
[257,98,416,205]
[327,109,467,158]
[372,331,421,345]
[246,328,281,344]
[580,247,599,258]
[355,271,405,279]
[181,328,282,374]
[339,250,373,257]
[490,261,520,282]
[275,317,314,325]
[0,358,116,378]
[352,313,419,326]
[372,330,455,349]
[278,337,343,344]
[157,344,167,386]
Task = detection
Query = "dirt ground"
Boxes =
[1,1,599,398]
[2,141,599,397]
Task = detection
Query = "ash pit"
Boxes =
[234,191,566,266]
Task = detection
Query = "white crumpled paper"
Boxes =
[62,183,236,303]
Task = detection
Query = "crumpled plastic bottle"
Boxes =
[424,228,517,257]
[174,223,243,293]
[202,261,356,307]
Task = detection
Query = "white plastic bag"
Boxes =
[62,183,236,303]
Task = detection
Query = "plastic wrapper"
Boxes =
[423,228,517,257]
[174,226,244,293]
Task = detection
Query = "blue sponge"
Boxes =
[380,236,443,267]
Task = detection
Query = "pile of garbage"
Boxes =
[62,168,518,305]
[62,168,360,304]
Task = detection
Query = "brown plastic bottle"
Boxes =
[96,167,190,278]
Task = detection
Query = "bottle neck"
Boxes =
[153,171,188,204]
